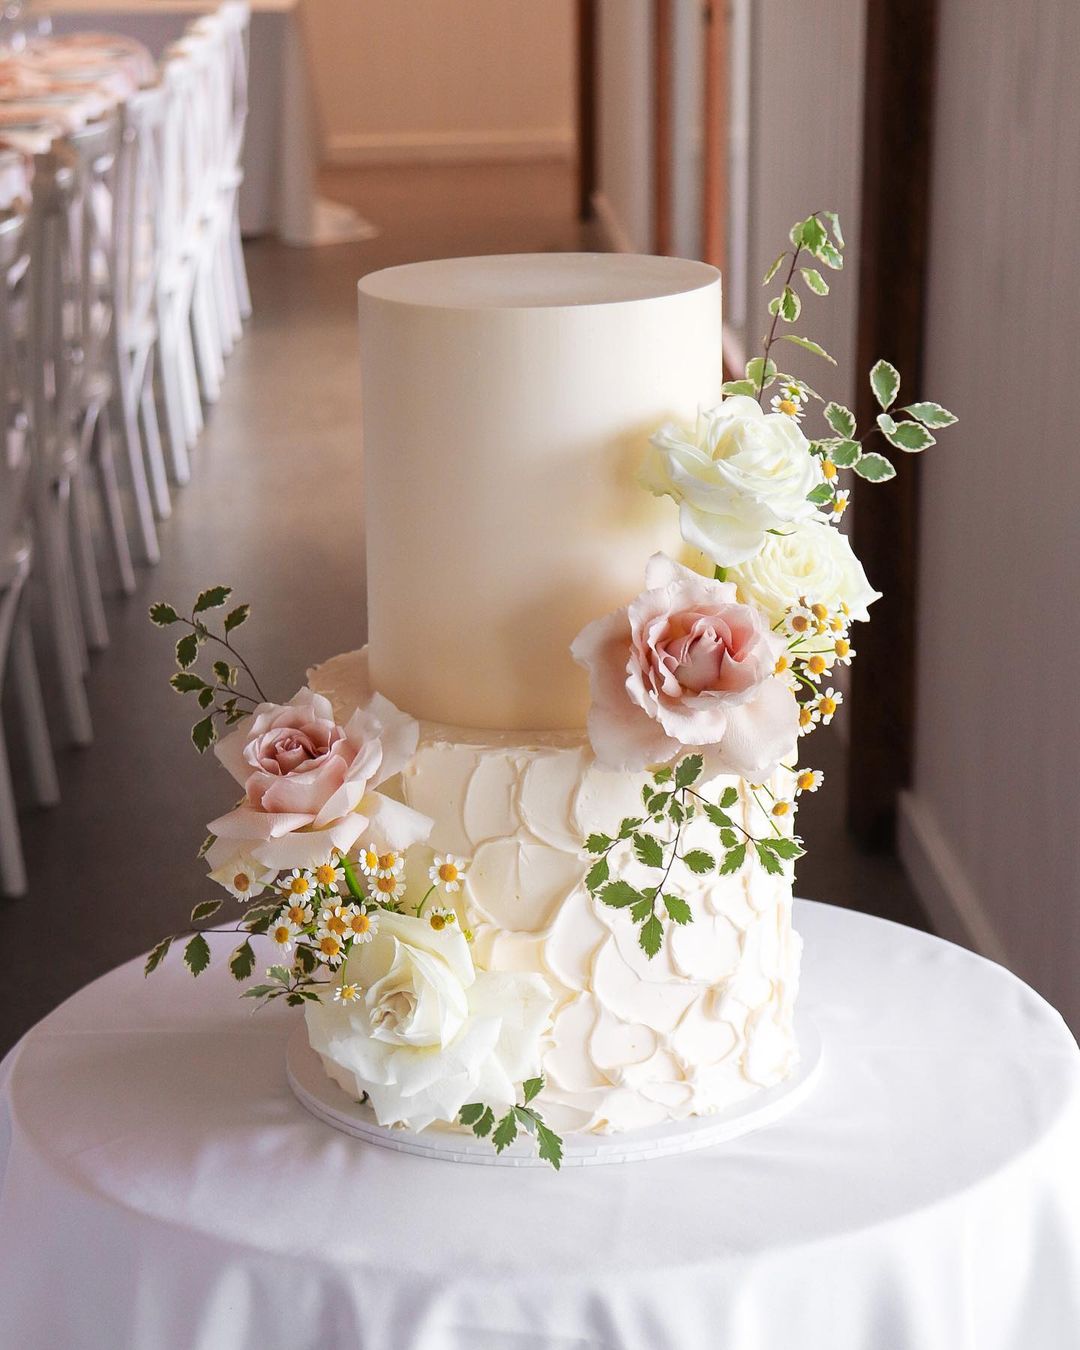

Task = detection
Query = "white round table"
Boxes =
[2,900,1078,1350]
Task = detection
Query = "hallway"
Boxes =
[1,162,926,1056]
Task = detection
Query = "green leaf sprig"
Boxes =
[459,1075,564,1170]
[583,755,804,959]
[149,586,265,753]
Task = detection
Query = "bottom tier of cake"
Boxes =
[308,651,802,1136]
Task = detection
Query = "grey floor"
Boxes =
[1,163,928,1056]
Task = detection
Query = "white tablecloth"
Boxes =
[1,900,1078,1350]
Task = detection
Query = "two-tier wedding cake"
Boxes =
[151,221,953,1166]
[304,254,801,1137]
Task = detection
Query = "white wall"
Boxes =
[900,0,1080,1031]
[303,0,576,166]
[738,0,866,408]
[593,0,654,253]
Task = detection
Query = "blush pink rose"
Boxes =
[205,687,431,875]
[571,553,798,776]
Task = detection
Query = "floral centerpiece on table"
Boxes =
[147,212,953,1170]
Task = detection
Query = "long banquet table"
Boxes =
[1,899,1078,1349]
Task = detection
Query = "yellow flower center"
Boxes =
[272,925,291,944]
[774,655,789,674]
[811,603,828,620]
[438,863,460,883]
[325,913,348,936]
[375,875,397,894]
[790,614,810,633]
[830,617,845,632]
[833,497,849,516]
[339,984,358,1002]
[349,912,371,936]
[807,654,827,675]
[835,639,851,657]
[429,914,446,931]
[798,707,814,727]
[772,801,791,817]
[286,904,307,925]
[778,398,798,416]
[315,864,337,886]
[288,876,310,896]
[233,872,251,893]
[822,460,838,480]
[820,697,837,716]
[378,853,399,872]
[797,771,816,791]
[362,850,379,871]
[319,935,342,958]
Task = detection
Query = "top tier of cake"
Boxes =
[359,253,722,731]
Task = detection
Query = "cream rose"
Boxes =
[305,911,553,1130]
[571,553,798,777]
[640,395,822,567]
[205,687,431,876]
[728,518,881,625]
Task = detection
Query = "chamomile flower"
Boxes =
[797,703,820,736]
[821,458,838,481]
[268,917,300,953]
[794,768,824,795]
[833,637,855,665]
[816,687,843,725]
[773,652,799,691]
[771,798,795,819]
[280,868,315,902]
[802,651,831,681]
[428,906,457,932]
[830,490,850,522]
[770,390,805,421]
[428,855,467,893]
[372,873,406,902]
[281,899,313,928]
[784,602,815,640]
[334,983,360,1004]
[377,851,405,879]
[313,860,346,894]
[213,858,271,902]
[357,846,382,878]
[319,905,351,940]
[315,932,345,967]
[342,905,378,944]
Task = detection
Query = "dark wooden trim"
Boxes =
[847,0,939,848]
[653,0,673,254]
[575,0,598,222]
[701,0,727,269]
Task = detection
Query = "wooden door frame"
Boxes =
[847,0,940,848]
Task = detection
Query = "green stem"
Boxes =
[414,883,437,917]
[757,245,803,404]
[340,856,366,902]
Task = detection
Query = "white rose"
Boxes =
[727,518,881,625]
[640,396,822,567]
[305,911,553,1131]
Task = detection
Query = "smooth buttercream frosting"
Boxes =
[310,650,801,1135]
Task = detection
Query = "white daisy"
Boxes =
[314,932,345,967]
[830,490,851,522]
[784,602,816,641]
[375,851,405,879]
[800,651,833,682]
[213,857,271,902]
[312,859,347,894]
[771,797,795,819]
[318,905,351,941]
[797,702,820,736]
[357,846,382,878]
[817,687,843,725]
[428,855,467,893]
[281,899,314,928]
[770,391,804,421]
[334,982,361,1004]
[280,868,316,902]
[833,636,855,666]
[342,905,379,944]
[794,768,824,795]
[268,917,300,953]
[371,873,406,903]
[427,906,458,932]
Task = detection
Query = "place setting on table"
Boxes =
[0,198,1077,1349]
